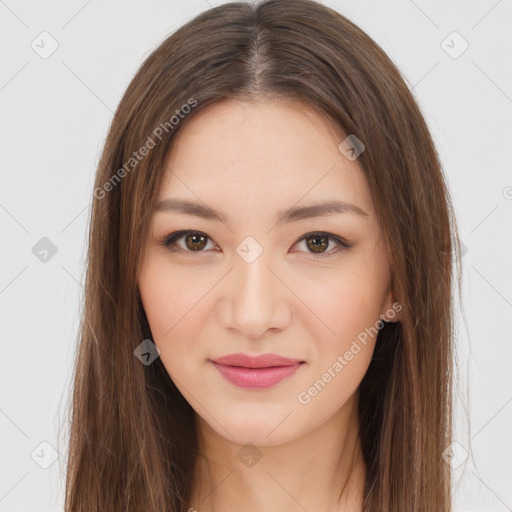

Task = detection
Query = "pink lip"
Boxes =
[210,353,305,389]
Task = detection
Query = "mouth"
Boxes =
[209,353,306,389]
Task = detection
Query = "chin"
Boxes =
[206,412,300,448]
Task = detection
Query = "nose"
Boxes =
[219,250,292,339]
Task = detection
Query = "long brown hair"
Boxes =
[62,1,461,510]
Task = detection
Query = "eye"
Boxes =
[291,232,352,259]
[160,230,352,258]
[161,230,217,253]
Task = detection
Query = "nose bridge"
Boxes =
[223,238,290,337]
[236,245,271,297]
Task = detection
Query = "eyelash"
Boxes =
[159,230,352,259]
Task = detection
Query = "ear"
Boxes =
[380,286,402,323]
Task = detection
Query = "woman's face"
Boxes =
[138,99,398,446]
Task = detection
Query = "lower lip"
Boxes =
[211,362,303,389]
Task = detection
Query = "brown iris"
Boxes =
[304,234,329,253]
[184,232,208,251]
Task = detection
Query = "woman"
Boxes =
[64,1,461,510]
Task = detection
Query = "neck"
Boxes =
[189,392,368,512]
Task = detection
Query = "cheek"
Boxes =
[308,289,379,388]
[294,273,384,416]
[302,252,389,373]
[138,253,203,336]
[312,269,387,338]
[137,254,214,375]
[138,259,176,336]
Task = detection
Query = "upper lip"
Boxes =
[210,353,305,368]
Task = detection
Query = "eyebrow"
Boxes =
[155,198,369,226]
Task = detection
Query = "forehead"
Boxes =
[159,99,374,219]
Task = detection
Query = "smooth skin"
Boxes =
[137,99,401,512]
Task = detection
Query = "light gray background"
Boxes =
[1,0,511,511]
